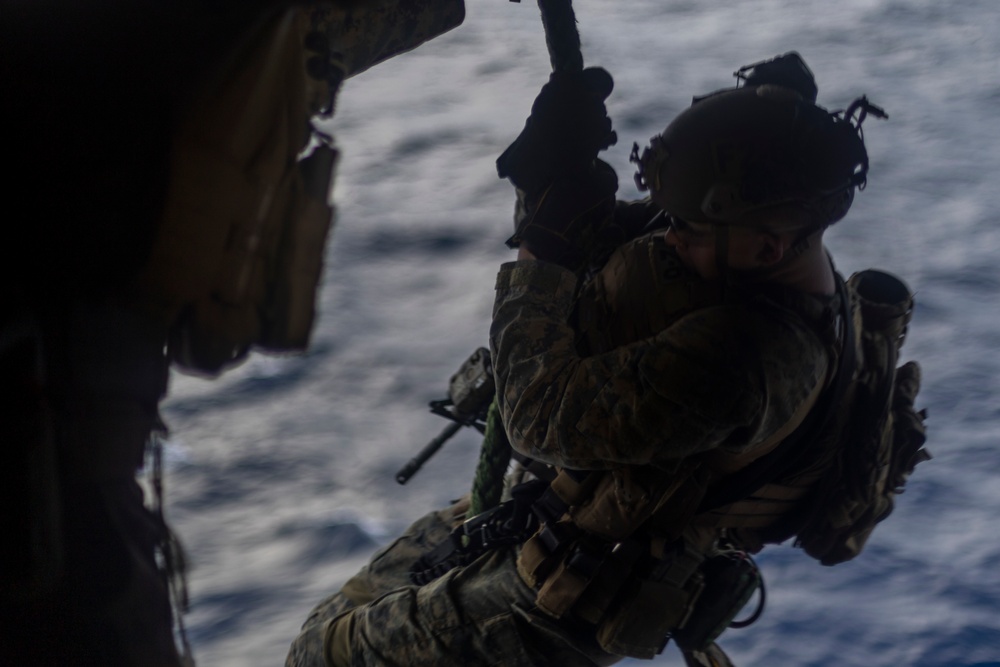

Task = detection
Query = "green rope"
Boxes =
[468,398,512,519]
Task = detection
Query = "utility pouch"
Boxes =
[520,523,593,616]
[672,552,762,652]
[573,538,644,625]
[518,526,564,588]
[517,470,597,588]
[535,552,597,619]
[593,544,706,659]
[794,269,930,565]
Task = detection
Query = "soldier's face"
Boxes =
[664,217,718,277]
[665,217,785,280]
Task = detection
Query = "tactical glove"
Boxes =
[508,158,621,272]
[496,67,617,197]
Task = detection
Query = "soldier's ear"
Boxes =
[755,232,785,266]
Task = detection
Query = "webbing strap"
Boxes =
[697,272,856,513]
[410,479,548,585]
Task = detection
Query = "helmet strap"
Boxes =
[715,224,734,287]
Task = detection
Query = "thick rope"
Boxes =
[537,0,583,73]
[465,0,582,519]
[468,398,512,518]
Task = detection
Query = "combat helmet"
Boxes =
[631,52,886,230]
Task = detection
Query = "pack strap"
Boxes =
[697,271,856,513]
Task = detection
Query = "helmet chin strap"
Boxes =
[714,223,732,283]
[714,224,753,299]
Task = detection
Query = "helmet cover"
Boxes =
[631,53,884,228]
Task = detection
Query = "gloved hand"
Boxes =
[496,67,617,197]
[507,158,621,272]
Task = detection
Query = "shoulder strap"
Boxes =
[697,272,856,513]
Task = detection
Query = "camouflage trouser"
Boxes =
[285,500,619,667]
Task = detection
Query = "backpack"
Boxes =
[793,269,930,565]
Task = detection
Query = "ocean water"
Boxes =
[160,0,1000,665]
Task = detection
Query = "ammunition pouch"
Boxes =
[522,515,763,659]
[593,542,706,659]
[406,464,763,659]
[672,551,762,652]
[514,463,767,659]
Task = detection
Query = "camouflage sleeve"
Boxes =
[490,261,828,469]
[309,0,465,79]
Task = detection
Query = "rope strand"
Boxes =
[468,399,512,518]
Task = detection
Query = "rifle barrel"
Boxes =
[395,421,464,484]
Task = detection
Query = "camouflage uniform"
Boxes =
[492,234,832,470]
[286,500,618,667]
[287,231,839,666]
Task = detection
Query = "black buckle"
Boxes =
[566,544,604,579]
[463,500,538,552]
[538,519,583,554]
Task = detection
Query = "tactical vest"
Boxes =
[131,0,465,376]
[513,232,928,658]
